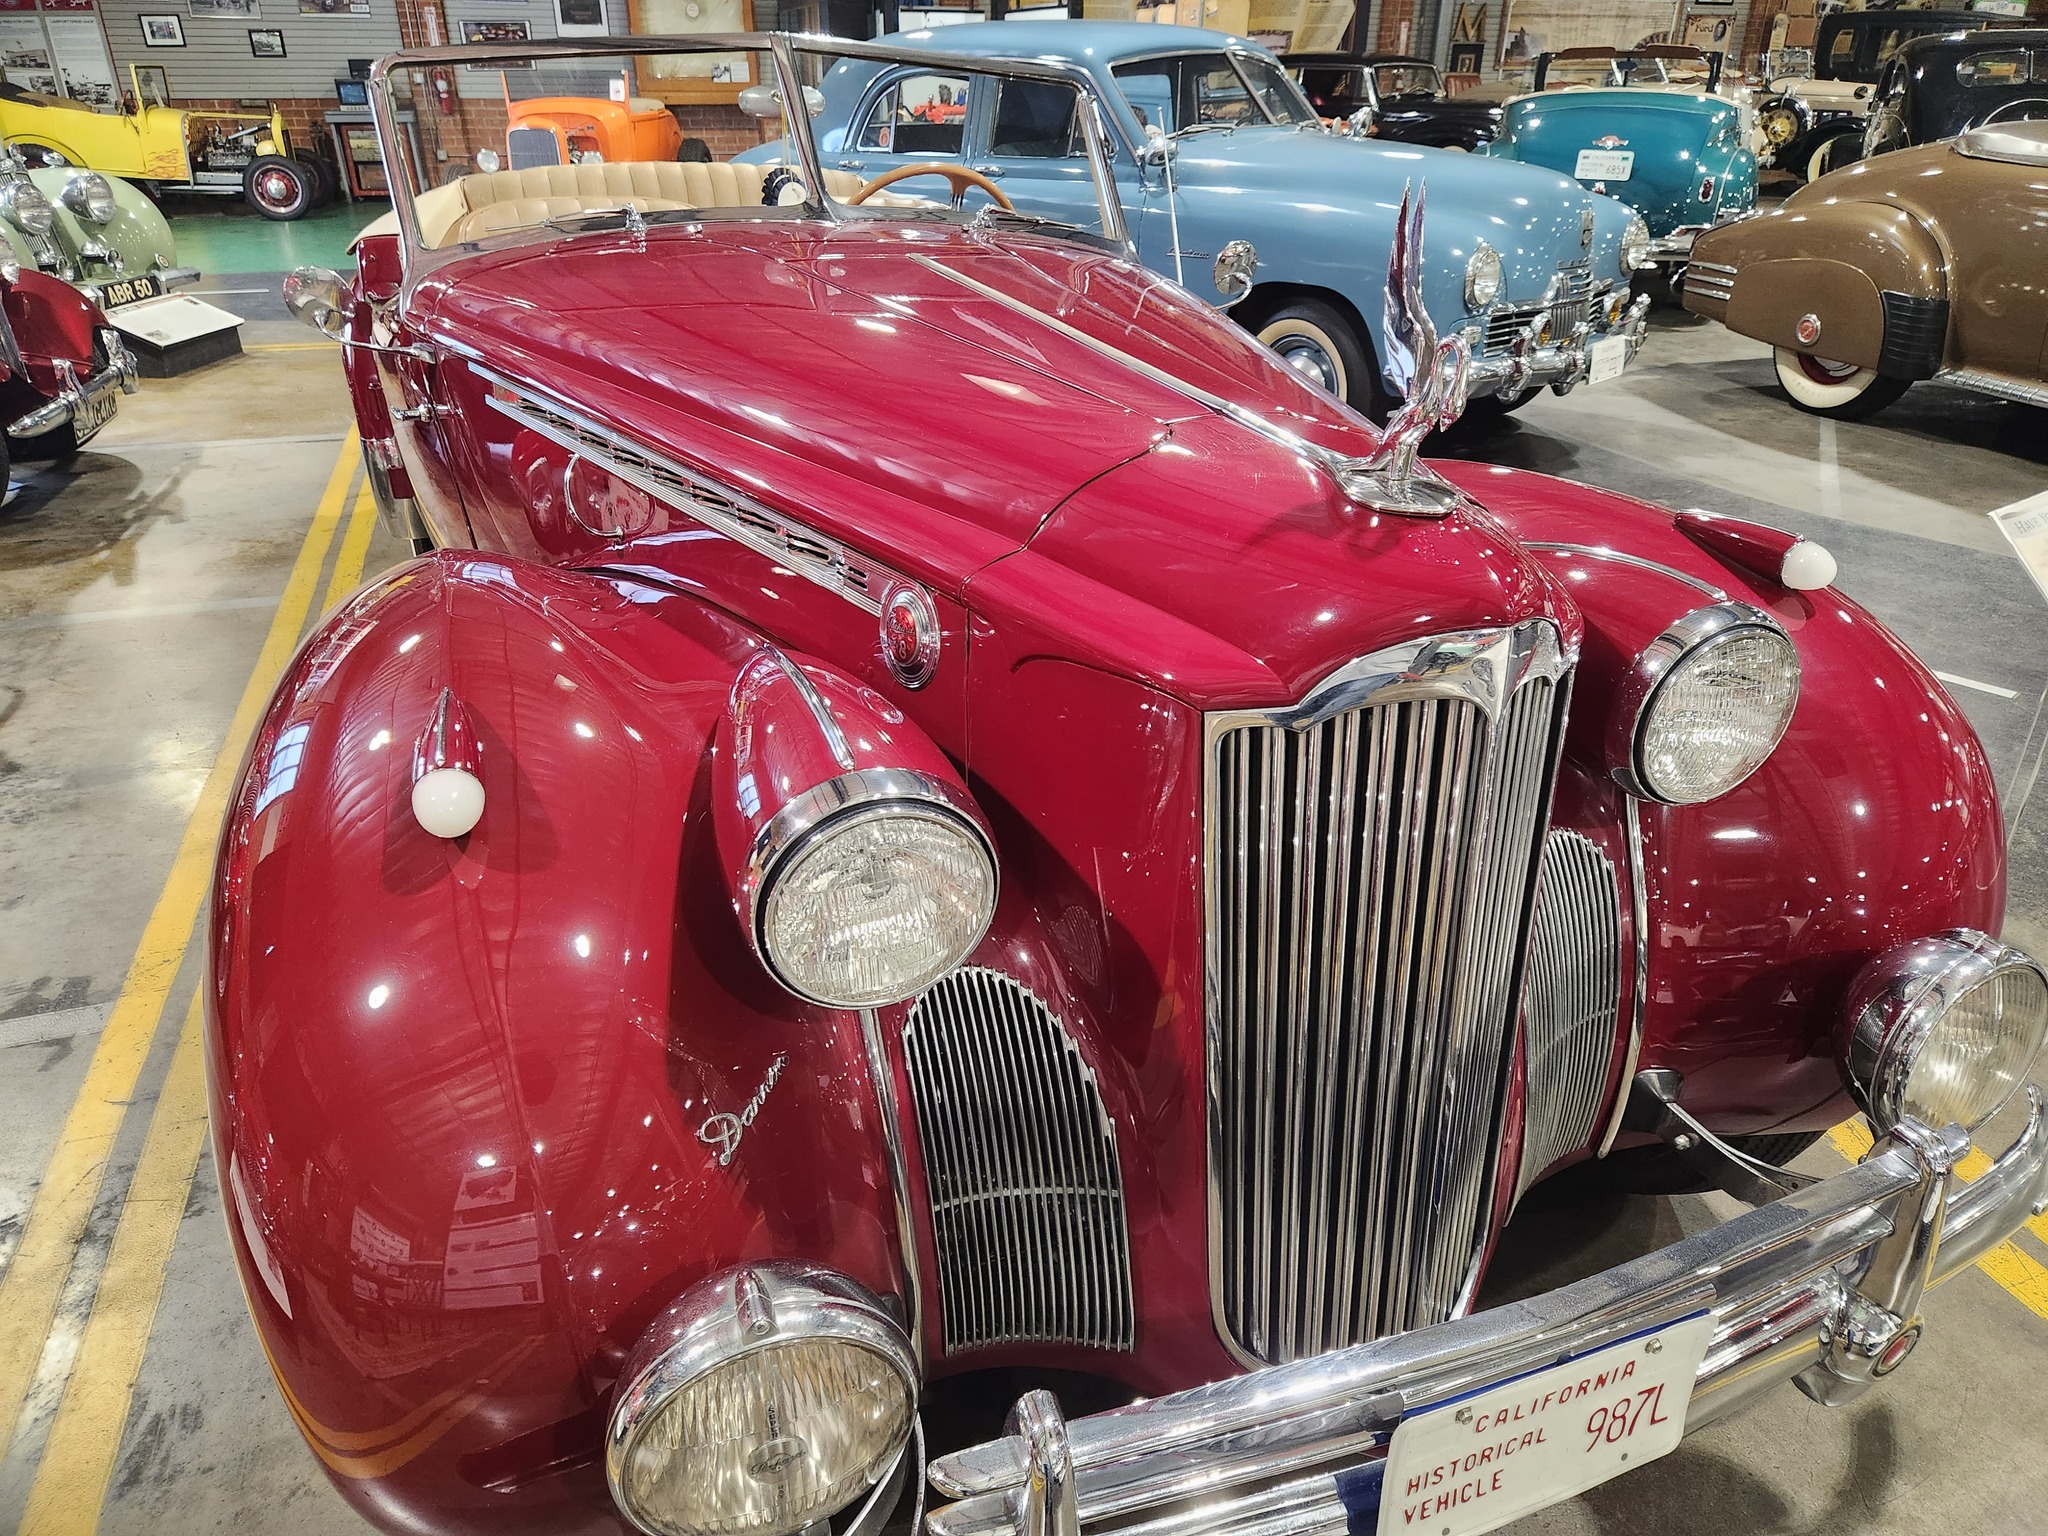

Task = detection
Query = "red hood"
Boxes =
[416,219,1562,706]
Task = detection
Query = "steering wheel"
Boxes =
[848,162,1015,211]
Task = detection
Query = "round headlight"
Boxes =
[1844,931,2048,1134]
[1620,215,1651,272]
[609,1265,917,1536]
[0,180,53,237]
[60,172,115,224]
[752,769,996,1008]
[1464,240,1502,309]
[1609,602,1800,805]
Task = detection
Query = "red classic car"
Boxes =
[0,263,134,470]
[227,32,2048,1536]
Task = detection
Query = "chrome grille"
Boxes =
[1685,260,1736,303]
[904,968,1134,1355]
[1516,830,1624,1196]
[1206,624,1571,1365]
[1483,262,1596,355]
[506,126,563,169]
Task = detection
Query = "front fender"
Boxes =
[28,168,178,274]
[1688,198,1947,374]
[1437,465,2005,1132]
[6,267,101,372]
[207,555,906,1534]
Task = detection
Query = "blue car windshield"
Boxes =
[1112,51,1319,135]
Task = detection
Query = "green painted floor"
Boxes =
[164,200,386,276]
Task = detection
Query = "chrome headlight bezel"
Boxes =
[747,766,997,1009]
[1620,215,1652,272]
[60,172,115,224]
[1843,930,2048,1135]
[0,180,53,237]
[1464,239,1502,309]
[1608,601,1800,805]
[606,1263,918,1536]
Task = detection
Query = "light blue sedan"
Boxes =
[743,22,1653,420]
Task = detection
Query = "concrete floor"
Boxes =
[1,285,2045,1536]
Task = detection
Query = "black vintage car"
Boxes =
[1754,8,2004,181]
[1863,28,2048,157]
[1285,53,1504,149]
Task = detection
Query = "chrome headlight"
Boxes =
[0,180,53,237]
[60,172,115,224]
[1609,602,1800,804]
[1844,931,2048,1134]
[752,768,996,1008]
[607,1264,917,1536]
[0,252,18,284]
[1620,215,1651,272]
[1464,239,1502,309]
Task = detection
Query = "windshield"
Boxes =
[1372,63,1443,98]
[1111,50,1318,135]
[376,36,1129,257]
[1541,51,1717,89]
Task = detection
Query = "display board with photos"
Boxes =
[626,0,754,101]
[1497,0,1688,71]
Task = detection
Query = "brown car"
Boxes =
[1682,120,2048,417]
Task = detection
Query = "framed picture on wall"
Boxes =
[134,63,170,101]
[1448,40,1483,72]
[139,14,186,44]
[191,0,261,16]
[555,0,608,35]
[249,26,285,52]
[297,0,371,14]
[627,0,754,103]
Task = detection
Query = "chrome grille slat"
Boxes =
[1518,830,1625,1194]
[1207,625,1572,1365]
[905,967,1134,1354]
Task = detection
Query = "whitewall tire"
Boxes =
[1252,299,1383,418]
[1772,347,1910,419]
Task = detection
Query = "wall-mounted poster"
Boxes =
[139,12,185,44]
[1498,0,1682,71]
[298,0,370,14]
[554,0,607,33]
[191,0,261,15]
[628,0,753,102]
[461,15,529,65]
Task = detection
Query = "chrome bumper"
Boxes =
[10,327,139,440]
[1461,293,1652,401]
[927,1091,2048,1536]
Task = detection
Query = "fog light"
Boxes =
[1843,930,2048,1134]
[607,1265,917,1536]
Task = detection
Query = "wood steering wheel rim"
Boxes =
[848,161,1015,211]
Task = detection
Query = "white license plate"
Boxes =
[1587,334,1630,384]
[1574,148,1635,181]
[71,386,118,443]
[1373,1312,1714,1536]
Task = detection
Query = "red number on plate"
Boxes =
[1584,1383,1670,1452]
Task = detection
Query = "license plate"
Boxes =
[71,385,118,443]
[97,274,161,309]
[1587,334,1630,384]
[1574,148,1635,181]
[1374,1313,1714,1536]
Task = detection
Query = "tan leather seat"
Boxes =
[417,160,876,247]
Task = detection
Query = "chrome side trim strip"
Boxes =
[1936,368,2048,409]
[1598,796,1651,1157]
[476,363,897,615]
[1520,540,1729,601]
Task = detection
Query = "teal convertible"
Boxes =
[740,22,1653,421]
[1488,46,1757,272]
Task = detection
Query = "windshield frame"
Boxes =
[368,33,1134,275]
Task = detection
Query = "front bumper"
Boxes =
[927,1092,2048,1536]
[1459,291,1652,401]
[76,265,202,310]
[10,327,139,441]
[1645,207,1753,265]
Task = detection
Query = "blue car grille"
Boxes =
[1483,262,1596,355]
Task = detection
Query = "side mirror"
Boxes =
[1139,123,1177,167]
[737,83,825,119]
[1212,240,1257,304]
[283,264,348,340]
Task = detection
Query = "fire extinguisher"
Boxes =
[431,66,454,114]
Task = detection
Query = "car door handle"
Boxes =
[392,401,451,422]
[969,164,1006,179]
[836,158,866,170]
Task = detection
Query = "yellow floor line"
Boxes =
[321,479,380,615]
[17,997,211,1536]
[0,429,358,1456]
[1827,1115,2048,1321]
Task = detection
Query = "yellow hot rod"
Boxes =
[0,67,334,219]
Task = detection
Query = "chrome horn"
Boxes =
[1326,182,1472,516]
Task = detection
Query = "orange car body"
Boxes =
[505,95,683,163]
